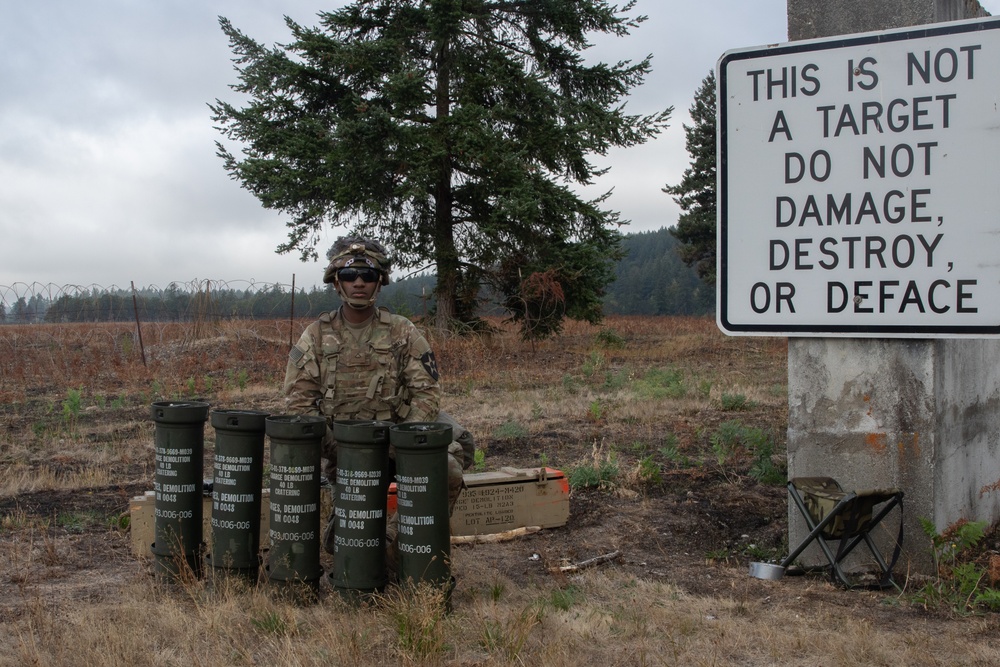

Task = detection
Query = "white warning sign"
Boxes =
[718,17,1000,337]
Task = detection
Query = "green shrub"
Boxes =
[630,440,651,454]
[61,387,83,434]
[720,392,752,411]
[913,518,995,613]
[709,421,784,484]
[594,328,626,349]
[636,455,662,485]
[659,435,694,468]
[581,351,605,378]
[492,420,528,440]
[748,439,785,485]
[603,367,631,391]
[569,453,619,490]
[636,367,686,399]
[250,610,289,635]
[709,421,745,466]
[549,585,583,611]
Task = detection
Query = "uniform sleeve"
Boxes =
[398,324,441,423]
[283,322,323,416]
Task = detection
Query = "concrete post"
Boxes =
[787,0,987,40]
[784,0,996,574]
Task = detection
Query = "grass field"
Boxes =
[2,315,1000,666]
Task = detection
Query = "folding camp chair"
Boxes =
[781,477,904,588]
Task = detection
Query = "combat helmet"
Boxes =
[323,236,391,309]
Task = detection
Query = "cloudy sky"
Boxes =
[1,1,992,291]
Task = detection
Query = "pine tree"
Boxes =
[211,0,670,331]
[664,70,716,285]
[11,297,29,323]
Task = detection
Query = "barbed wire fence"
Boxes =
[0,277,436,327]
[0,278,433,393]
[0,280,349,324]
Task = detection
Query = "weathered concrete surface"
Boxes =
[788,339,1000,572]
[787,0,987,40]
[784,0,998,575]
[935,342,1000,528]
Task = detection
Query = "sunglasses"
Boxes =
[337,267,381,284]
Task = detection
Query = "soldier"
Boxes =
[283,236,472,562]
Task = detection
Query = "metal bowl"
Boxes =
[748,562,786,580]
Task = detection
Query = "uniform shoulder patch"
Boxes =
[289,345,305,364]
[420,350,439,381]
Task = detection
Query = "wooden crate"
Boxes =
[447,467,569,536]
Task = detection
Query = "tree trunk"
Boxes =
[433,35,457,331]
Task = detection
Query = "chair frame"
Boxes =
[782,478,904,588]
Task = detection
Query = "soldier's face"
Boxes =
[336,268,379,302]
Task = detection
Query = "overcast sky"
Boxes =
[1,1,993,291]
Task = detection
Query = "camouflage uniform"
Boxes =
[283,305,468,558]
[284,306,441,436]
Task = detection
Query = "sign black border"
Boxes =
[718,17,1000,336]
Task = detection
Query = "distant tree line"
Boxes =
[0,279,437,325]
[603,229,713,316]
[1,229,711,324]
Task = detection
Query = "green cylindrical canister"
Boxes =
[149,401,210,580]
[208,409,269,574]
[390,422,453,591]
[329,420,392,599]
[265,415,325,594]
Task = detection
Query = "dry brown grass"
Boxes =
[3,558,997,667]
[2,316,1000,665]
[0,464,115,497]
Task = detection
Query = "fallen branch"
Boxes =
[549,550,622,573]
[451,526,541,544]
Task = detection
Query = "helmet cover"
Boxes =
[323,236,391,310]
